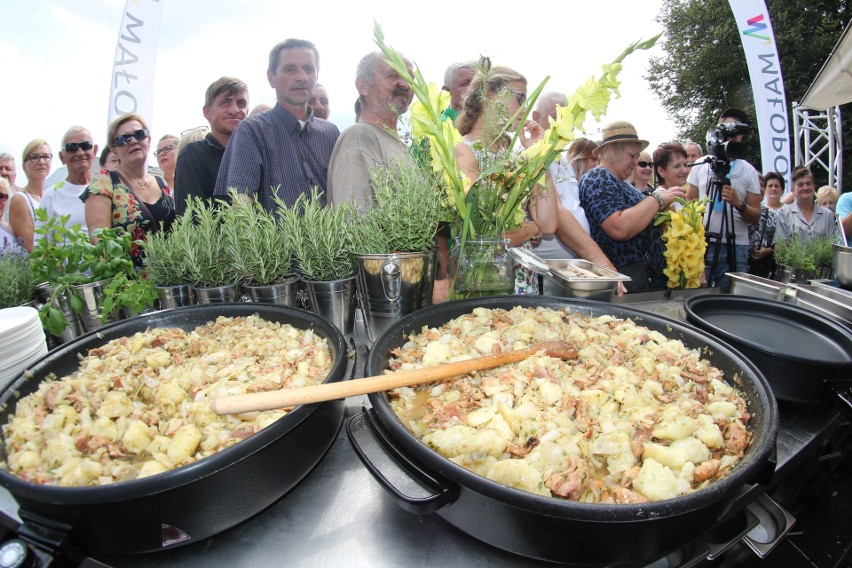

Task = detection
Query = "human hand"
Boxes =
[518,120,544,148]
[721,185,743,209]
[655,186,687,207]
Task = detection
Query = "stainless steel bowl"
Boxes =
[834,244,852,289]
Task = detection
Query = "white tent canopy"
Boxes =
[800,19,852,110]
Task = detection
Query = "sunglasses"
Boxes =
[637,161,654,168]
[181,126,209,137]
[26,153,53,163]
[0,194,8,201]
[113,128,149,147]
[64,141,94,153]
[154,144,176,157]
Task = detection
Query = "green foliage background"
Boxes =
[648,0,850,187]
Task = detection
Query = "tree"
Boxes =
[648,0,851,187]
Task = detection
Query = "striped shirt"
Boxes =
[214,104,339,210]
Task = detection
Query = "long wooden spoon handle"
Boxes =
[210,340,576,415]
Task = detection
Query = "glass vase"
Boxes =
[449,237,514,299]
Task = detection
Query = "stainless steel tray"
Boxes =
[727,272,790,301]
[789,284,852,327]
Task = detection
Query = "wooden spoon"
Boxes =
[210,340,577,416]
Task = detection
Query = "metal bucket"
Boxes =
[355,251,435,342]
[35,283,84,344]
[775,265,817,285]
[304,277,356,335]
[194,284,241,304]
[72,279,118,332]
[245,276,300,306]
[156,284,195,309]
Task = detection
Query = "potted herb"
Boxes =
[0,248,36,309]
[143,201,195,308]
[184,197,241,303]
[280,188,357,333]
[774,233,818,284]
[352,161,442,340]
[225,190,298,305]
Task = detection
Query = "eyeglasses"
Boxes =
[509,89,527,106]
[637,161,653,169]
[113,128,149,147]
[26,153,53,163]
[63,141,94,153]
[154,144,176,157]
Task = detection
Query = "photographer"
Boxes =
[686,107,762,287]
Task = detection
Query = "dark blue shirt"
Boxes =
[579,166,665,285]
[214,104,339,210]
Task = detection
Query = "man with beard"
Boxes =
[215,39,339,210]
[175,77,248,214]
[38,126,98,237]
[327,52,415,210]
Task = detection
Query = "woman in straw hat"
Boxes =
[579,121,686,291]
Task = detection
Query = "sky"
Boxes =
[0,0,678,183]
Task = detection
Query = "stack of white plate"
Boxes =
[0,307,48,390]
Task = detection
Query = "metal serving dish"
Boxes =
[508,247,631,301]
[727,272,789,301]
[834,244,852,289]
[789,284,852,329]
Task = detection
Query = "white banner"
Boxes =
[108,0,165,132]
[727,0,791,185]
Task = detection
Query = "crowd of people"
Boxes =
[2,36,850,300]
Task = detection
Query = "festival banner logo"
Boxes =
[728,1,791,185]
[108,0,165,132]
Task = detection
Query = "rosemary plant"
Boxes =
[184,197,241,287]
[281,188,356,281]
[352,161,442,254]
[0,249,35,308]
[774,233,816,272]
[143,202,195,286]
[224,190,294,285]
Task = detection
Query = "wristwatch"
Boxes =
[737,201,747,213]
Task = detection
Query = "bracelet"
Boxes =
[651,191,666,212]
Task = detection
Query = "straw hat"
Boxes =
[593,121,649,155]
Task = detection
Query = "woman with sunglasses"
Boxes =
[454,63,558,295]
[83,113,175,268]
[154,134,179,189]
[628,151,654,195]
[9,139,52,251]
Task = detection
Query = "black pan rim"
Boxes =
[684,294,852,368]
[0,303,347,503]
[366,295,778,520]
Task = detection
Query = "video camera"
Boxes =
[705,121,750,162]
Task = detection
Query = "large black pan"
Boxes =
[348,296,778,567]
[684,295,852,403]
[0,303,347,556]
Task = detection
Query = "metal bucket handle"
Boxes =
[381,260,401,301]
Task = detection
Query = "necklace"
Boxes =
[24,186,42,203]
[120,169,148,194]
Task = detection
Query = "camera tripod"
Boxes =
[703,160,738,287]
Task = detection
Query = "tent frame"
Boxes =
[793,102,843,191]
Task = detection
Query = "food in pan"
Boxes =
[2,315,332,486]
[554,265,604,279]
[388,306,752,503]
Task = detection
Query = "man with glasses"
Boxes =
[215,39,339,210]
[39,126,98,237]
[327,51,414,210]
[176,77,249,215]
